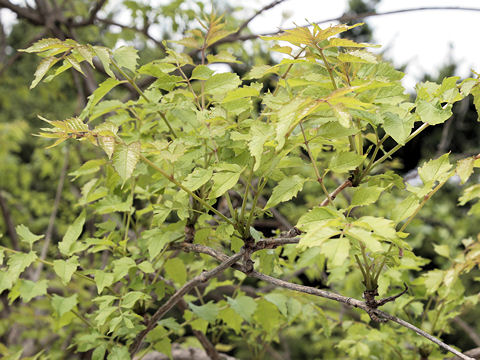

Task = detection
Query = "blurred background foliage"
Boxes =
[1,0,480,358]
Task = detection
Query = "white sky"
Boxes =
[240,0,480,91]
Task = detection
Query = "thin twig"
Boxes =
[236,0,288,34]
[129,250,245,356]
[319,179,352,206]
[72,0,107,26]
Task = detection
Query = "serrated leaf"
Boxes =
[433,244,450,258]
[321,237,350,267]
[81,78,122,119]
[416,100,452,125]
[392,195,419,223]
[53,257,78,284]
[264,175,306,209]
[164,258,187,285]
[113,46,138,72]
[189,301,219,323]
[16,225,43,249]
[7,251,37,279]
[51,294,78,317]
[329,152,364,173]
[249,122,273,171]
[457,157,475,184]
[113,142,140,183]
[31,57,60,89]
[204,72,241,96]
[93,46,114,77]
[424,270,444,294]
[191,65,214,80]
[18,279,48,302]
[329,102,352,128]
[227,296,257,322]
[66,54,84,74]
[383,112,414,145]
[182,168,213,191]
[418,154,452,184]
[350,186,384,207]
[58,210,86,256]
[94,271,115,294]
[209,171,241,199]
[121,291,150,309]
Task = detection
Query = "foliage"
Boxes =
[1,6,480,360]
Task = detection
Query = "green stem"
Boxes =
[110,59,177,138]
[239,167,254,224]
[245,178,266,235]
[315,45,337,90]
[140,154,235,226]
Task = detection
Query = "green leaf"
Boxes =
[51,294,78,317]
[298,223,341,248]
[456,157,475,184]
[81,78,122,119]
[31,56,60,89]
[182,168,213,191]
[392,194,419,223]
[222,84,261,103]
[16,225,43,250]
[209,171,241,199]
[7,251,37,279]
[189,301,219,323]
[142,229,175,261]
[93,46,114,77]
[58,210,86,256]
[191,65,214,80]
[113,142,141,183]
[227,296,257,322]
[107,345,130,360]
[53,257,79,284]
[321,237,350,267]
[433,244,450,258]
[418,154,452,184]
[383,112,414,145]
[94,270,115,294]
[424,270,444,295]
[112,257,137,281]
[264,293,288,317]
[121,291,150,309]
[164,258,187,285]
[218,307,243,334]
[330,102,352,128]
[204,72,241,96]
[416,100,452,125]
[18,279,48,302]
[253,299,283,332]
[113,46,138,72]
[249,122,273,171]
[350,186,384,207]
[329,152,364,173]
[264,175,306,209]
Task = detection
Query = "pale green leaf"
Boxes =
[204,72,241,96]
[227,296,257,322]
[392,195,419,223]
[383,112,414,145]
[424,270,444,294]
[418,154,452,184]
[81,78,122,119]
[113,142,141,183]
[416,100,452,125]
[433,244,450,258]
[209,171,241,199]
[16,225,43,249]
[121,291,150,309]
[7,251,37,279]
[189,301,219,323]
[58,210,86,256]
[350,186,384,207]
[31,56,60,89]
[164,258,187,285]
[330,102,352,128]
[191,65,214,80]
[51,294,78,317]
[93,46,114,77]
[18,279,48,302]
[249,122,273,171]
[94,270,115,294]
[113,46,138,72]
[456,157,475,184]
[264,175,306,209]
[53,257,79,285]
[321,237,350,267]
[329,152,364,173]
[182,168,213,191]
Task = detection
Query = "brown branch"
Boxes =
[448,347,480,360]
[174,242,474,360]
[129,250,245,356]
[72,0,107,26]
[0,0,43,25]
[236,0,288,34]
[0,190,18,250]
[31,146,69,282]
[320,179,352,206]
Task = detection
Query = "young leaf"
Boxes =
[321,237,350,268]
[329,152,364,173]
[350,186,384,207]
[17,279,48,302]
[264,175,306,209]
[383,112,414,145]
[189,301,219,323]
[94,270,115,294]
[113,142,141,183]
[58,210,86,256]
[51,294,78,318]
[204,72,241,96]
[7,251,37,279]
[416,100,452,125]
[81,78,123,119]
[209,171,241,199]
[182,168,213,191]
[31,56,60,89]
[227,296,257,322]
[53,257,79,285]
[16,225,44,250]
[456,157,475,184]
[418,154,452,184]
[113,46,139,72]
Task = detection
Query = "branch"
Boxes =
[320,179,352,206]
[129,250,245,356]
[0,0,43,25]
[236,0,288,34]
[31,146,69,282]
[175,242,474,360]
[0,190,18,250]
[72,0,107,26]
